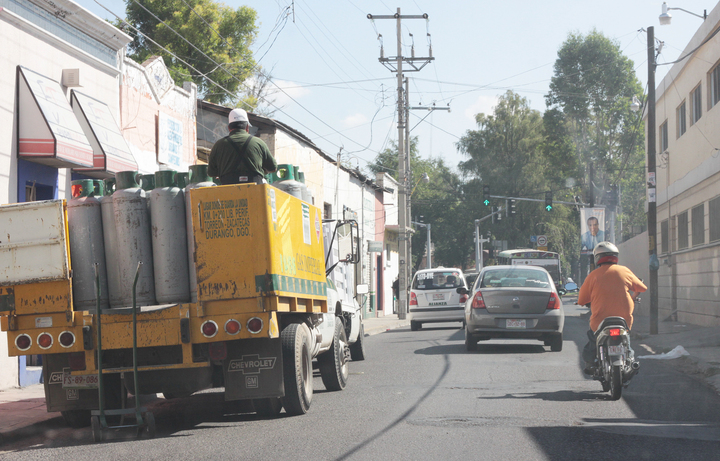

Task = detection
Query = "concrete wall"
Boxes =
[272,130,325,207]
[618,231,650,317]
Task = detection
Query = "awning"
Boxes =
[16,66,93,169]
[70,90,137,178]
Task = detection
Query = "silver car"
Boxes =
[409,267,468,331]
[459,265,564,351]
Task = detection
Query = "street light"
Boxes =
[410,172,430,197]
[659,2,707,26]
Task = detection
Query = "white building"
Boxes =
[649,2,720,326]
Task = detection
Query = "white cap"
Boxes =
[228,108,250,126]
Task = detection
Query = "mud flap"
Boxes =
[43,354,101,412]
[223,338,284,401]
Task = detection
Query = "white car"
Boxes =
[409,267,468,331]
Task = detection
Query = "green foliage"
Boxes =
[123,0,258,104]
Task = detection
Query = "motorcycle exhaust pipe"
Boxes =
[624,361,640,383]
[631,361,640,370]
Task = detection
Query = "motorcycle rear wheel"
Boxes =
[609,365,622,400]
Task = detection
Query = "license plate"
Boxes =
[608,345,624,356]
[62,372,99,389]
[433,294,444,300]
[506,319,526,329]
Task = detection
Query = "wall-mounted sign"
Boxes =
[367,241,383,253]
[158,111,185,170]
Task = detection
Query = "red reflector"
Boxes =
[209,342,227,361]
[201,321,218,338]
[409,292,418,306]
[546,293,560,310]
[247,317,263,334]
[471,292,486,309]
[15,334,31,351]
[68,352,86,371]
[71,184,83,198]
[609,328,621,336]
[225,319,241,335]
[37,333,53,349]
[59,331,75,348]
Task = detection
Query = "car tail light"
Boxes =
[37,332,53,349]
[225,319,241,335]
[460,294,469,304]
[201,320,218,338]
[15,334,32,351]
[409,292,418,306]
[68,352,86,371]
[609,328,622,336]
[209,342,227,361]
[59,331,76,348]
[546,293,561,310]
[471,292,486,309]
[247,317,263,334]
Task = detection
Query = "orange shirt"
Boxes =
[577,264,647,332]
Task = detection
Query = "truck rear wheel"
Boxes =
[319,321,349,391]
[349,322,366,361]
[253,398,283,418]
[281,323,313,415]
[62,409,91,428]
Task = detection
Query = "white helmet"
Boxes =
[228,108,250,126]
[593,241,619,266]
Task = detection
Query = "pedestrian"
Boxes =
[208,108,278,185]
[392,278,399,314]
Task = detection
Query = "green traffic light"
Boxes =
[483,199,490,206]
[546,205,552,211]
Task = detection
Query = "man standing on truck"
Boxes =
[208,108,278,185]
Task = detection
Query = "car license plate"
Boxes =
[506,319,526,329]
[62,372,99,389]
[433,294,444,300]
[608,345,624,356]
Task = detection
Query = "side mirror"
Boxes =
[456,287,469,295]
[557,288,567,296]
[356,284,369,295]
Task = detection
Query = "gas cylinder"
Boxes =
[112,171,156,307]
[271,164,303,199]
[68,179,109,311]
[100,178,123,307]
[184,165,216,302]
[297,171,313,204]
[149,170,190,304]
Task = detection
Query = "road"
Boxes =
[3,304,720,460]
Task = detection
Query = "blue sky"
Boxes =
[77,0,714,171]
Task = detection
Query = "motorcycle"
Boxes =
[589,316,640,400]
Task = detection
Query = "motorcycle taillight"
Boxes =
[609,328,622,336]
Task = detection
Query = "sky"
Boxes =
[76,0,716,174]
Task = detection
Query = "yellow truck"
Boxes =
[0,182,366,428]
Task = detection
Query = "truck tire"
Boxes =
[281,323,313,415]
[62,409,91,428]
[319,321,349,391]
[349,322,366,361]
[253,397,283,418]
[410,321,421,331]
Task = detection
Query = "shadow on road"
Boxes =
[482,389,610,402]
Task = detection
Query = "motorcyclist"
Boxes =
[577,242,647,375]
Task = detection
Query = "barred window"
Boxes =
[709,196,720,242]
[692,204,705,246]
[676,101,686,138]
[678,211,689,250]
[711,63,720,108]
[661,219,669,254]
[691,84,702,125]
[659,120,669,152]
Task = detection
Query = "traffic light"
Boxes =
[545,191,553,211]
[509,199,516,217]
[483,185,490,206]
[605,185,618,208]
[492,206,502,223]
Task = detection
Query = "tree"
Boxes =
[123,0,258,104]
[236,67,278,117]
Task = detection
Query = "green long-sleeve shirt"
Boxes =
[207,131,277,183]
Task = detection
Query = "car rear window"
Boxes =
[480,269,550,288]
[412,270,463,290]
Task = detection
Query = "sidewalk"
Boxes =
[0,314,412,447]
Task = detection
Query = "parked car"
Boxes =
[458,265,564,351]
[409,267,468,331]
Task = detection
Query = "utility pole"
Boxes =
[647,26,659,335]
[368,9,433,320]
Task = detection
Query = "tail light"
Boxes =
[609,328,622,336]
[546,292,561,310]
[209,342,227,361]
[247,317,263,334]
[201,320,218,338]
[15,334,32,351]
[68,352,86,371]
[37,332,53,349]
[459,293,469,304]
[471,291,486,309]
[59,331,76,348]
[409,292,418,306]
[225,319,241,335]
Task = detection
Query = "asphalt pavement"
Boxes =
[1,306,718,448]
